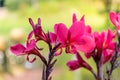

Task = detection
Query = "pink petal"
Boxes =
[76,52,84,63]
[105,29,113,45]
[72,13,77,23]
[85,25,92,34]
[69,45,77,53]
[28,31,34,40]
[67,60,80,71]
[103,29,116,50]
[34,27,43,37]
[29,18,35,29]
[103,50,113,64]
[76,52,92,70]
[10,44,26,56]
[85,52,93,58]
[38,18,41,25]
[69,21,85,42]
[26,39,36,51]
[49,32,57,43]
[108,42,116,50]
[117,13,120,25]
[73,34,95,53]
[109,11,119,28]
[80,15,85,22]
[101,31,106,43]
[93,32,103,49]
[54,23,68,44]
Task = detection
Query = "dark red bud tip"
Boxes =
[38,18,41,25]
[29,18,35,29]
[29,18,32,23]
[72,13,77,23]
[80,15,85,22]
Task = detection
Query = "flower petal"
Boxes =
[29,18,35,29]
[85,25,92,34]
[54,23,68,44]
[104,29,116,49]
[26,39,36,51]
[67,60,80,71]
[10,44,26,56]
[38,18,41,25]
[109,11,119,29]
[28,31,34,40]
[103,50,113,64]
[76,52,92,70]
[93,32,103,49]
[80,15,85,22]
[76,52,84,63]
[69,21,85,42]
[72,13,77,23]
[49,32,57,43]
[73,34,95,53]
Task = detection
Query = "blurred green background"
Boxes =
[0,0,120,80]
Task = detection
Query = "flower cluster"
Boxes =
[10,11,120,80]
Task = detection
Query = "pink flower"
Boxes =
[86,29,116,63]
[67,52,92,71]
[110,11,120,30]
[10,39,36,56]
[29,18,50,43]
[10,39,39,62]
[73,13,92,34]
[103,50,113,64]
[54,14,95,53]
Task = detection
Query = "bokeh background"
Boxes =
[0,0,120,80]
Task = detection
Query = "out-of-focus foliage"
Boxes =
[5,0,32,11]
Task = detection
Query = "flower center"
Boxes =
[65,40,71,53]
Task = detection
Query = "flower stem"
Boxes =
[41,43,61,80]
[90,69,97,79]
[96,61,103,80]
[107,47,118,80]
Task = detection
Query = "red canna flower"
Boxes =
[110,11,120,30]
[10,32,46,63]
[29,18,50,43]
[86,29,116,63]
[10,39,39,62]
[54,14,95,53]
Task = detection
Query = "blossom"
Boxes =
[110,11,120,30]
[54,14,95,53]
[67,52,92,71]
[10,30,46,63]
[86,29,116,63]
[10,39,40,62]
[29,18,50,43]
